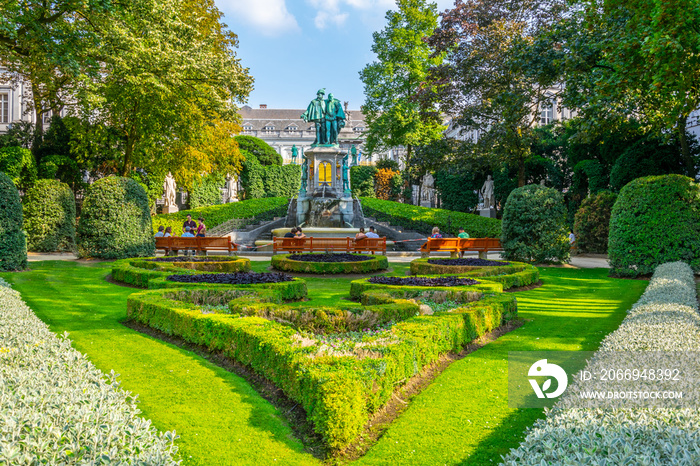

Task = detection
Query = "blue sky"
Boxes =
[214,0,454,110]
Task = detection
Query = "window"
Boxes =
[0,93,8,124]
[263,125,275,131]
[286,125,298,132]
[243,124,253,131]
[353,126,364,132]
[42,110,52,125]
[318,161,332,186]
[540,98,555,125]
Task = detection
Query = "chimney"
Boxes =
[259,104,267,109]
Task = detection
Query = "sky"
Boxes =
[213,0,455,110]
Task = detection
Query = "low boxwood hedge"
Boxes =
[126,278,517,452]
[271,254,389,274]
[360,197,501,237]
[111,257,252,288]
[349,277,502,301]
[151,197,288,235]
[408,259,539,290]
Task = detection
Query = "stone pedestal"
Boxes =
[163,205,179,214]
[295,146,355,227]
[479,208,496,218]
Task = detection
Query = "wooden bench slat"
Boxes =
[273,237,387,255]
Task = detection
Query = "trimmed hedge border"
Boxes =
[0,278,179,464]
[502,261,700,465]
[349,277,502,301]
[111,257,251,288]
[127,279,518,452]
[408,259,539,290]
[271,253,389,274]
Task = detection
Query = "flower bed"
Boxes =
[501,261,700,465]
[271,253,388,274]
[111,257,251,288]
[167,272,294,285]
[127,275,517,453]
[0,278,178,464]
[410,257,531,277]
[368,276,480,287]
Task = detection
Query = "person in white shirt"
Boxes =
[365,226,380,238]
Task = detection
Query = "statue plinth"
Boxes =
[294,146,356,228]
[163,205,179,214]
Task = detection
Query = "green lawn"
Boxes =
[2,262,646,465]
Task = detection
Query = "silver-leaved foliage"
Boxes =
[0,278,180,464]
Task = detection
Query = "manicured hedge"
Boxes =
[127,279,517,452]
[351,166,376,198]
[502,262,700,464]
[151,197,288,235]
[111,257,252,288]
[349,277,502,301]
[573,191,617,254]
[360,198,501,237]
[410,258,526,276]
[0,171,27,271]
[0,278,179,464]
[189,172,226,209]
[23,179,76,252]
[609,175,700,277]
[501,184,570,263]
[77,177,155,259]
[271,254,388,274]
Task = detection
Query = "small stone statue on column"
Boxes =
[351,145,358,166]
[481,175,495,210]
[163,172,178,213]
[225,173,238,203]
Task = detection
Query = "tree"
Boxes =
[359,0,445,170]
[421,0,566,186]
[555,0,700,174]
[234,136,282,166]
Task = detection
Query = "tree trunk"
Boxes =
[678,116,694,176]
[31,84,44,159]
[121,138,133,176]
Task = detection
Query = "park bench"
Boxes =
[155,236,237,256]
[273,236,387,255]
[420,237,503,259]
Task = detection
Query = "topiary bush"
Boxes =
[0,146,37,191]
[609,175,700,277]
[501,184,570,263]
[234,135,282,166]
[573,191,617,254]
[350,166,376,197]
[23,179,76,252]
[77,176,155,259]
[240,154,265,199]
[0,171,27,270]
[262,164,301,197]
[189,172,226,209]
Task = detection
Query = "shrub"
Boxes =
[0,146,37,191]
[262,164,301,197]
[271,254,388,274]
[502,262,700,464]
[23,179,76,252]
[77,176,155,259]
[434,170,480,212]
[360,198,501,238]
[573,191,617,254]
[240,154,265,199]
[0,172,27,270]
[374,168,401,200]
[151,197,288,235]
[0,278,179,463]
[235,135,282,166]
[350,166,376,197]
[608,175,700,277]
[375,158,400,171]
[609,136,690,192]
[501,184,570,263]
[190,172,226,209]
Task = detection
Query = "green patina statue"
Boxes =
[301,88,346,146]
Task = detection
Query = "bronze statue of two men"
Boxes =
[301,89,346,146]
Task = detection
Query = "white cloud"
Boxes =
[217,0,300,36]
[314,10,350,29]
